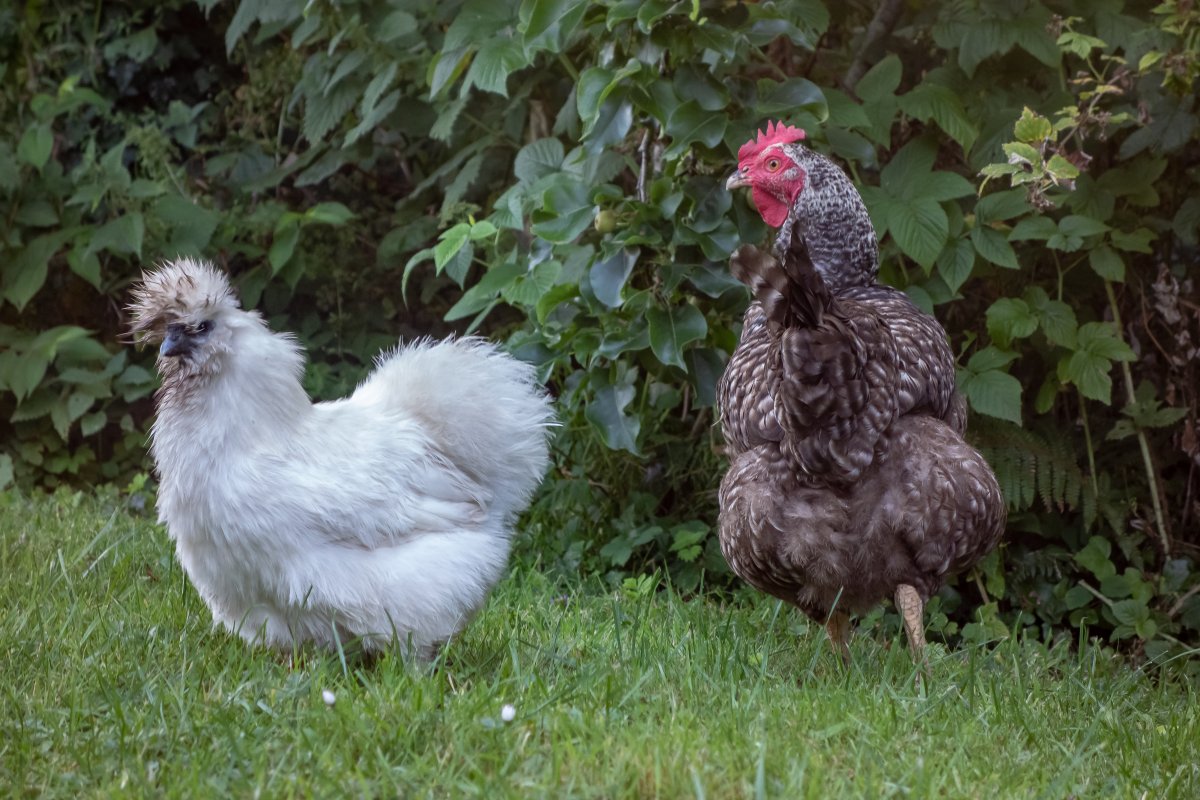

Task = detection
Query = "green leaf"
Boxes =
[88,212,144,258]
[4,232,69,310]
[1008,216,1058,242]
[970,226,1019,268]
[1075,534,1118,578]
[1089,246,1125,282]
[963,368,1023,424]
[647,304,707,370]
[463,37,526,97]
[1076,322,1134,362]
[514,138,564,184]
[519,0,587,52]
[1013,107,1053,143]
[986,298,1038,348]
[880,137,937,197]
[0,454,12,490]
[756,77,827,119]
[589,249,638,308]
[888,197,947,269]
[18,122,53,170]
[936,236,975,293]
[967,345,1019,373]
[1058,215,1109,238]
[899,83,977,151]
[1060,350,1113,404]
[377,10,417,41]
[305,202,355,226]
[912,171,975,202]
[531,179,593,243]
[433,223,472,271]
[586,373,640,453]
[663,101,727,160]
[855,54,901,101]
[268,224,299,274]
[1110,227,1155,253]
[1031,298,1078,348]
[975,189,1030,224]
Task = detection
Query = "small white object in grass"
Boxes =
[322,689,336,707]
[500,703,516,722]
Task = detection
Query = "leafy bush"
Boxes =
[1,0,1196,660]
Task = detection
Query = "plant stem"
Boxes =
[1078,389,1100,505]
[1104,279,1170,558]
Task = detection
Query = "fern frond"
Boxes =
[970,417,1084,513]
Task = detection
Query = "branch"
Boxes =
[842,0,906,92]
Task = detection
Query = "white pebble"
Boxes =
[322,689,336,707]
[500,703,516,722]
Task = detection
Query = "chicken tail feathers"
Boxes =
[358,337,555,522]
[730,244,830,331]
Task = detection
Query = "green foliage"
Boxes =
[1,1,1196,657]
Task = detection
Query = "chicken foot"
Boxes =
[825,610,852,665]
[894,584,926,660]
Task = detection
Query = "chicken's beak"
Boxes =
[160,325,194,358]
[726,169,750,191]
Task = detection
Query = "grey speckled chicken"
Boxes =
[718,122,1005,659]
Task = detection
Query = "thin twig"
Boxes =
[637,128,650,203]
[842,0,906,92]
[1168,584,1200,618]
[1104,279,1171,558]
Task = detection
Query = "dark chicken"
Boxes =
[718,123,1005,660]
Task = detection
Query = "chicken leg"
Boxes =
[825,610,852,665]
[894,584,926,660]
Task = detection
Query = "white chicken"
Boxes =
[128,258,554,658]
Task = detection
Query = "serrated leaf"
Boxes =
[888,197,947,268]
[1008,216,1058,241]
[514,138,565,183]
[986,298,1038,348]
[970,226,1020,268]
[463,37,526,97]
[899,83,977,151]
[1059,350,1113,404]
[963,368,1023,424]
[647,304,707,370]
[975,189,1031,223]
[855,54,901,101]
[936,236,974,293]
[377,10,417,42]
[433,223,472,271]
[305,202,355,226]
[1032,299,1078,348]
[1089,245,1125,282]
[1110,227,1155,253]
[1058,215,1109,238]
[1013,107,1053,143]
[967,345,1019,373]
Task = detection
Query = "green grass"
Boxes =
[2,491,1197,798]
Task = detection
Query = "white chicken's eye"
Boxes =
[195,320,212,334]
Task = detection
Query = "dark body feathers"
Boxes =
[718,169,1005,624]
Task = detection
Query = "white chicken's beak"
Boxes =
[726,170,750,191]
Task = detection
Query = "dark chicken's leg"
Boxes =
[894,584,926,660]
[825,610,852,665]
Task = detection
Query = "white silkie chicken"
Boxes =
[128,258,554,658]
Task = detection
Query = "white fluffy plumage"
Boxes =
[128,258,554,657]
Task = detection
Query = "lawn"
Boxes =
[2,491,1197,798]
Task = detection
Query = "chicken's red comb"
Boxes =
[737,121,806,162]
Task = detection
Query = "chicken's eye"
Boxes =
[766,158,782,172]
[195,320,212,334]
